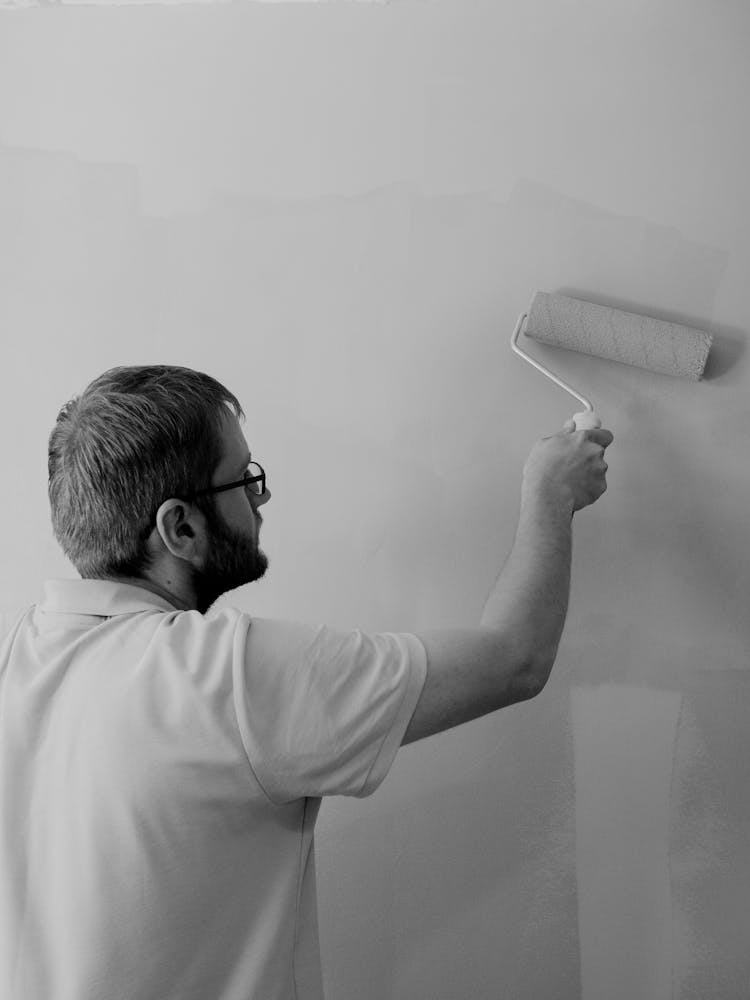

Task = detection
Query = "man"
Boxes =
[0,365,612,999]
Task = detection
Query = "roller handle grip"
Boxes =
[571,410,602,430]
[569,410,604,519]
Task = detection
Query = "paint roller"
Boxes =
[511,291,714,429]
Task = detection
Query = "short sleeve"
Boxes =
[231,617,427,804]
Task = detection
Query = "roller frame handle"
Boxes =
[511,311,603,431]
[571,409,602,430]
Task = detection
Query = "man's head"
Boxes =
[48,365,270,613]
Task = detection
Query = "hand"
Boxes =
[522,420,614,513]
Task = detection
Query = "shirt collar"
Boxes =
[39,579,180,617]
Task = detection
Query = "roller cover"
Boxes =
[525,292,713,380]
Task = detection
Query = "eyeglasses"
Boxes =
[184,461,267,501]
[146,462,267,532]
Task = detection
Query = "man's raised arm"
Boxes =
[403,422,613,745]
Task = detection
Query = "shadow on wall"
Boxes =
[700,325,745,379]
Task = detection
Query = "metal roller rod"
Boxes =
[510,311,595,413]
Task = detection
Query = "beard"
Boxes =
[191,503,268,615]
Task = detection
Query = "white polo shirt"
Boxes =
[0,580,426,1000]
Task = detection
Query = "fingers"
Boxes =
[582,427,614,449]
[558,422,614,449]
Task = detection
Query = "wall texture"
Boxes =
[1,2,748,997]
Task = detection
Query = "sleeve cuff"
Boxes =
[355,631,427,798]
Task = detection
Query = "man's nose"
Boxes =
[255,487,271,507]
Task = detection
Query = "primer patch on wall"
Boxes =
[572,684,683,1000]
[670,671,750,1000]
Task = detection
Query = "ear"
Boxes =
[154,498,205,563]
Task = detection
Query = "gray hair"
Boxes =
[48,365,244,579]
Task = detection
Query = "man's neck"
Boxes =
[102,573,195,612]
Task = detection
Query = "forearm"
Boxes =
[405,426,610,743]
[479,485,573,694]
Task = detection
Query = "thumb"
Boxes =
[561,418,576,433]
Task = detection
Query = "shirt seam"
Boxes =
[229,612,280,805]
[355,633,426,796]
[291,796,314,1000]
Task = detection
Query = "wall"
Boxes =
[1,1,748,996]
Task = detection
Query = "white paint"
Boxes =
[572,685,683,1000]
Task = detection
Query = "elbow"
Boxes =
[516,651,556,701]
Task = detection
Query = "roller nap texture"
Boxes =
[525,292,713,380]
